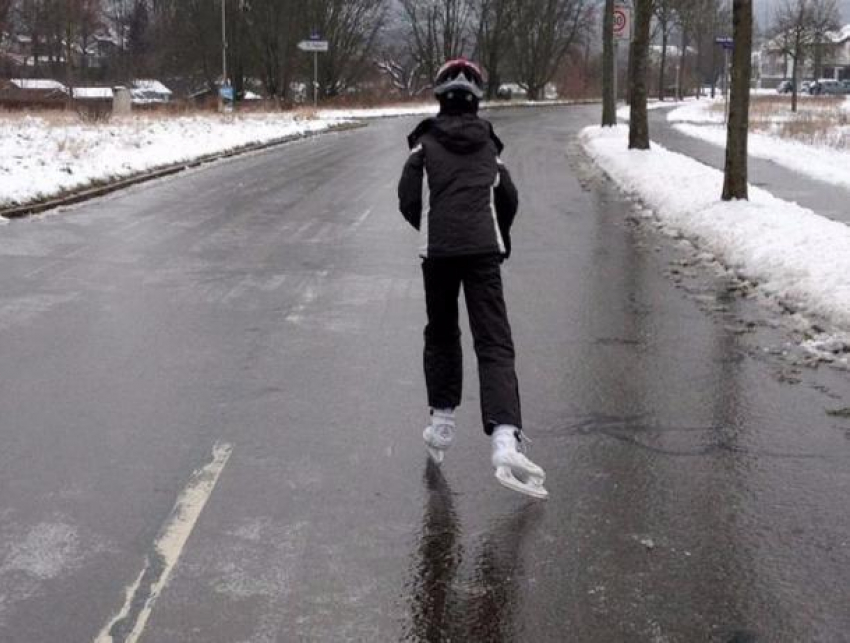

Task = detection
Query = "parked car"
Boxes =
[840,80,850,94]
[801,80,813,94]
[809,79,844,95]
[776,80,794,94]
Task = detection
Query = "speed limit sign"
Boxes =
[613,5,631,40]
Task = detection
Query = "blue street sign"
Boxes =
[715,37,733,50]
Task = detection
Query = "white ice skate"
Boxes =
[423,409,455,464]
[491,425,548,500]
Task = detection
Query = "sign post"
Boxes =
[613,5,632,101]
[298,35,329,107]
[715,37,734,124]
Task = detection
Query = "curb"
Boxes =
[0,121,366,221]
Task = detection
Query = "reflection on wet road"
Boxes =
[405,461,543,642]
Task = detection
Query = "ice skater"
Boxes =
[397,59,548,500]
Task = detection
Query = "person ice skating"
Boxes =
[397,59,548,500]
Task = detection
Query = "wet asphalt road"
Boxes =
[1,105,850,643]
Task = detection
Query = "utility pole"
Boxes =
[602,0,617,126]
[220,0,228,112]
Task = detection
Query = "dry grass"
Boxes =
[710,95,849,149]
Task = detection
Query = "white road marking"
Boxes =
[93,442,233,643]
[353,208,373,228]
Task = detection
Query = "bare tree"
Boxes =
[721,0,752,200]
[629,0,652,148]
[242,0,300,100]
[0,0,13,41]
[511,0,593,100]
[771,0,838,112]
[309,0,387,98]
[809,0,840,78]
[400,0,473,89]
[654,0,675,100]
[473,0,512,99]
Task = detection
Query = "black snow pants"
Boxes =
[422,254,522,434]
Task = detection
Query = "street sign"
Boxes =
[219,85,234,101]
[613,5,631,41]
[715,37,734,50]
[298,40,329,52]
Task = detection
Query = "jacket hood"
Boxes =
[408,116,504,155]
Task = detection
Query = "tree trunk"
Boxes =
[722,0,752,201]
[677,31,688,101]
[602,0,616,126]
[628,0,652,149]
[791,56,798,113]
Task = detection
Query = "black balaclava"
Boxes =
[438,90,479,116]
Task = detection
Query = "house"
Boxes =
[0,78,68,108]
[758,23,850,87]
[130,79,173,104]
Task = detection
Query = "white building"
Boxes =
[758,24,850,87]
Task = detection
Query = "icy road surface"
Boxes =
[1,106,849,642]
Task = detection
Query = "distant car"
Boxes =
[810,79,844,95]
[776,80,794,94]
[801,80,813,94]
[840,80,850,94]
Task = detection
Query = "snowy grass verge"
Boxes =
[0,113,343,211]
[579,125,850,342]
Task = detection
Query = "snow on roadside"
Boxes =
[666,99,725,124]
[579,125,850,343]
[318,105,437,120]
[319,98,586,121]
[616,98,692,121]
[0,113,338,210]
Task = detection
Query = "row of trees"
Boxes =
[1,0,600,101]
[652,0,731,100]
[603,0,751,201]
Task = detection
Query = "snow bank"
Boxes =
[580,125,850,331]
[0,114,336,209]
[667,99,725,124]
[616,98,693,121]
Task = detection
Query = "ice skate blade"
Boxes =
[492,451,546,483]
[495,466,549,500]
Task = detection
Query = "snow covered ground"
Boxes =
[0,112,344,210]
[580,125,850,364]
[667,98,850,190]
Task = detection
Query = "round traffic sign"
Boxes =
[613,6,630,39]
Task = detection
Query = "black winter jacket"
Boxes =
[398,115,519,259]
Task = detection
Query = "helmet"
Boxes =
[434,59,484,99]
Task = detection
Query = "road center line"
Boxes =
[353,207,373,228]
[93,442,233,643]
